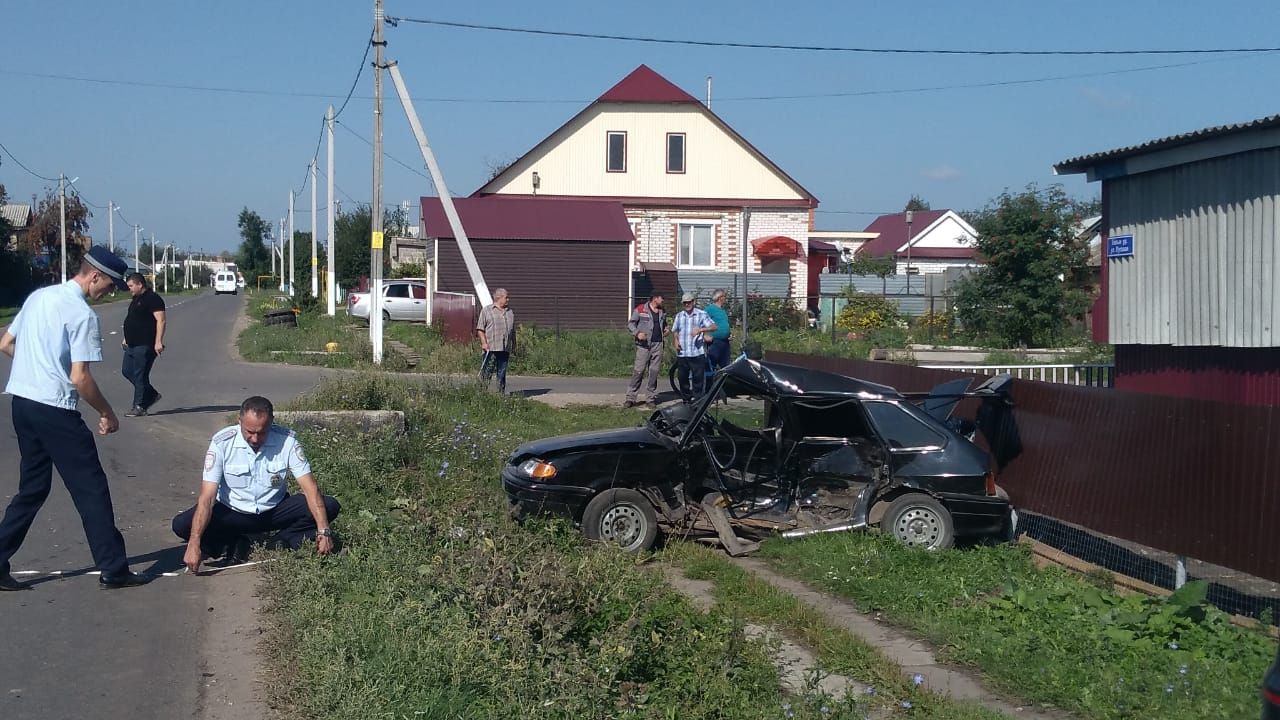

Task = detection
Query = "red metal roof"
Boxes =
[598,64,701,104]
[420,196,633,243]
[751,235,804,259]
[857,210,947,257]
[808,238,841,255]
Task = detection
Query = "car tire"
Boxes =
[881,493,954,550]
[382,309,391,322]
[581,488,658,552]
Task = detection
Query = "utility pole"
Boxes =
[164,244,171,293]
[288,190,295,297]
[741,208,752,342]
[150,234,156,286]
[310,159,318,298]
[133,224,140,274]
[278,218,287,292]
[326,104,336,316]
[370,0,386,364]
[904,210,914,295]
[58,174,67,282]
[108,201,115,253]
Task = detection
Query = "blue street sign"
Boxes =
[1107,234,1134,259]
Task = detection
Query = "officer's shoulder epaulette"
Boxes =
[211,427,238,444]
[271,424,297,439]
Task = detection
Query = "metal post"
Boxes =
[326,105,336,316]
[741,208,751,343]
[133,224,139,274]
[370,0,385,364]
[311,160,318,298]
[58,174,67,282]
[150,234,156,286]
[904,210,914,295]
[288,189,295,297]
[386,62,491,307]
[108,201,114,253]
[164,244,170,293]
[279,218,287,291]
[1175,555,1188,589]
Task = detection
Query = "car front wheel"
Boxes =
[881,493,954,550]
[582,488,658,552]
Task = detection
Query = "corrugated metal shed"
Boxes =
[1,204,31,227]
[1055,114,1280,174]
[1107,147,1280,347]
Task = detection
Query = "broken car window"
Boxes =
[864,401,947,450]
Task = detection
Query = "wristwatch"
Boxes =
[316,528,334,538]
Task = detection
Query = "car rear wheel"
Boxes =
[382,309,391,322]
[582,489,658,552]
[881,493,954,550]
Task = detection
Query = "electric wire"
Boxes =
[384,16,1280,56]
[335,121,432,182]
[0,140,59,182]
[333,33,374,121]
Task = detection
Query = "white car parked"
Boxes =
[348,280,428,321]
[213,271,238,295]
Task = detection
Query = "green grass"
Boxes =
[757,532,1276,720]
[0,306,17,326]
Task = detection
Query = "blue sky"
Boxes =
[2,1,1279,254]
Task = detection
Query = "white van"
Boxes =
[213,271,238,295]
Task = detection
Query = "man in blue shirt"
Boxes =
[703,289,732,371]
[671,292,717,398]
[171,395,341,573]
[0,247,151,590]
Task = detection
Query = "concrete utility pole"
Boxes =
[108,201,115,253]
[288,190,295,297]
[741,208,752,342]
[150,234,156,286]
[133,224,140,274]
[904,210,914,295]
[310,159,318,298]
[163,244,171,293]
[278,218,287,292]
[270,222,276,278]
[58,174,67,283]
[370,0,386,364]
[326,104,336,316]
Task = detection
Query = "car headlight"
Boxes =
[518,459,557,479]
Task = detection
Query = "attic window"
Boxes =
[607,131,627,173]
[667,133,685,173]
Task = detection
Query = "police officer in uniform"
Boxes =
[171,396,340,573]
[0,247,151,591]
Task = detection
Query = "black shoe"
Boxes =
[125,406,147,417]
[98,571,152,589]
[623,400,637,408]
[0,573,29,591]
[144,391,162,410]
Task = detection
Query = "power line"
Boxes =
[333,33,374,121]
[0,140,59,182]
[293,115,326,196]
[335,121,432,182]
[385,16,1280,56]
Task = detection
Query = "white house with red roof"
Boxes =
[857,209,979,276]
[475,64,819,300]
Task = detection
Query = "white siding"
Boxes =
[895,259,975,275]
[486,105,808,201]
[909,215,977,250]
[1108,147,1280,347]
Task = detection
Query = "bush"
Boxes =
[835,291,903,334]
[390,262,424,279]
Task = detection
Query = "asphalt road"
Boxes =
[0,291,331,720]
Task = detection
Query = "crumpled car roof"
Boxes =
[721,357,902,399]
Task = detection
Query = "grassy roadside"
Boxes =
[757,532,1274,720]
[262,375,1012,719]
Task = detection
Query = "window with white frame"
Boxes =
[606,131,627,172]
[667,133,685,173]
[676,222,716,268]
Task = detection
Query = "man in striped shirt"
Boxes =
[672,292,717,398]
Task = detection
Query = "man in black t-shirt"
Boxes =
[120,273,166,417]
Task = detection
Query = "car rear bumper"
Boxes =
[501,467,593,520]
[938,492,1011,537]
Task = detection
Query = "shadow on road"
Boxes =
[19,545,187,586]
[148,405,239,416]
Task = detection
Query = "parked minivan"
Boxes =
[213,271,238,295]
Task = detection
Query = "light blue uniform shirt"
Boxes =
[203,424,313,514]
[4,281,103,410]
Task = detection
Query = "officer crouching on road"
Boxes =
[171,396,341,573]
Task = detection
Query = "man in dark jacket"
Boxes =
[624,292,667,408]
[120,272,166,417]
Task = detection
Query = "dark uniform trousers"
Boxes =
[0,396,129,576]
[171,494,341,554]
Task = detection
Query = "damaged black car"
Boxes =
[502,356,1015,554]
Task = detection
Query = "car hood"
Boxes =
[511,426,666,460]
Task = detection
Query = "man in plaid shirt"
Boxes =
[671,292,718,398]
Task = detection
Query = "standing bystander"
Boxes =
[477,288,515,395]
[703,289,732,371]
[120,272,166,417]
[671,293,718,398]
[624,292,668,408]
[0,247,151,590]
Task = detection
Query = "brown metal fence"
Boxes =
[432,292,476,343]
[767,351,1280,618]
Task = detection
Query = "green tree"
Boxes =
[0,179,36,304]
[26,186,92,280]
[333,205,401,289]
[904,195,931,212]
[235,208,270,282]
[288,230,328,293]
[953,184,1094,347]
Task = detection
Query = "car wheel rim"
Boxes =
[893,506,943,548]
[599,503,647,549]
